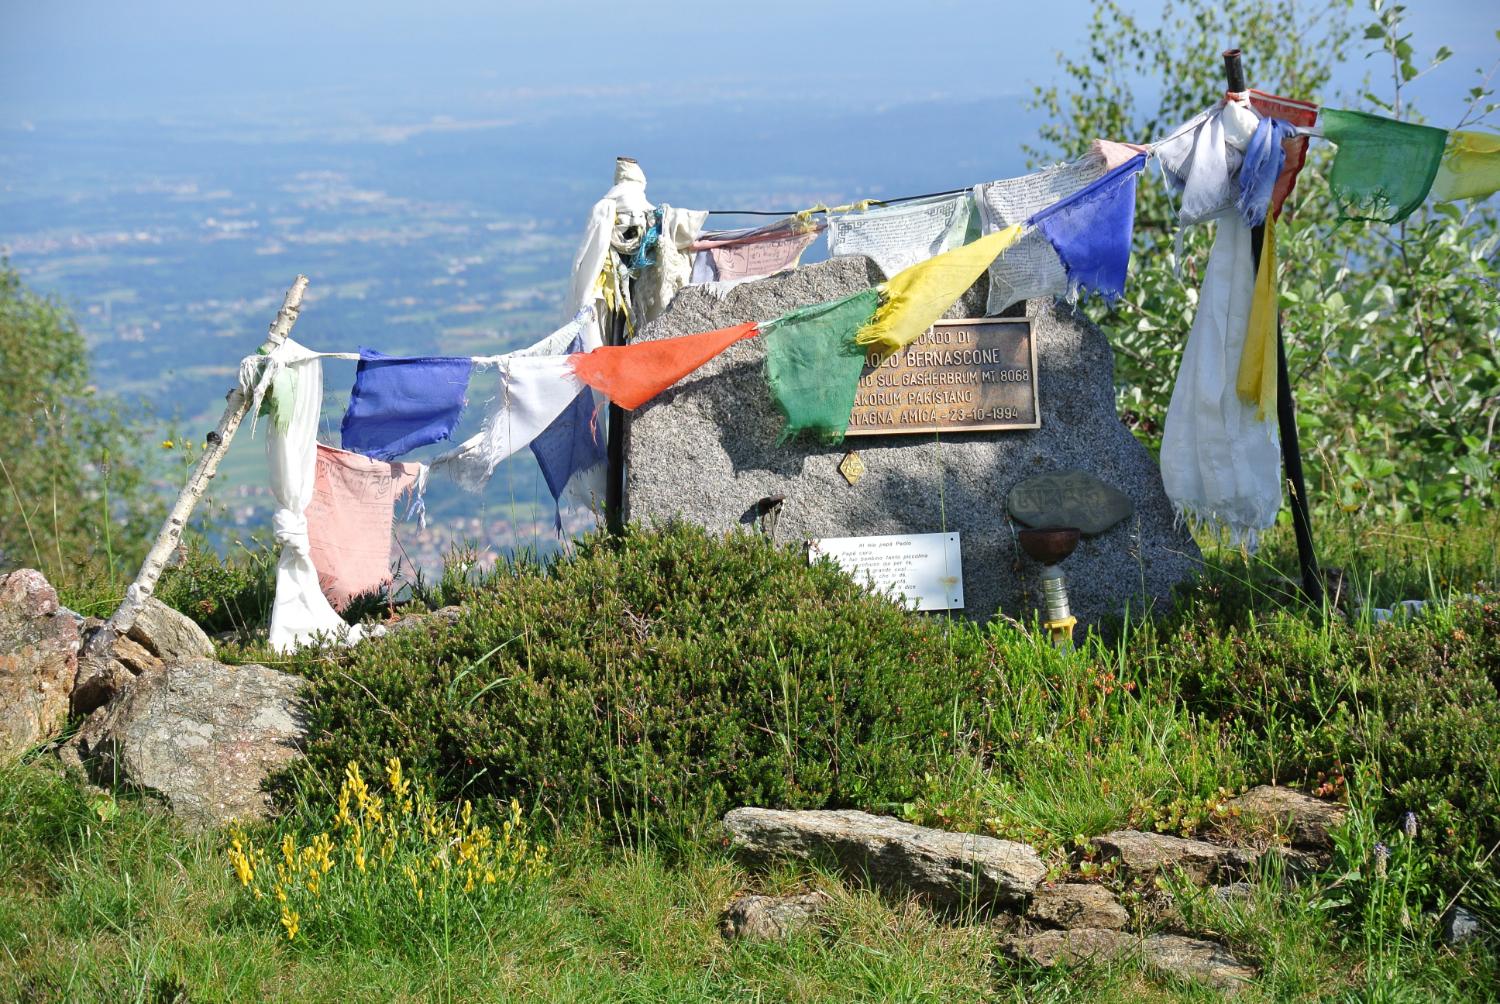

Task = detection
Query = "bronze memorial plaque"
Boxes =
[846,317,1039,436]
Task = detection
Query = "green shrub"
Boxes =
[276,522,1001,839]
[154,534,277,636]
[1159,597,1500,896]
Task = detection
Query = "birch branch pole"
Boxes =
[91,274,310,649]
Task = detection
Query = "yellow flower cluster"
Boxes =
[226,758,550,943]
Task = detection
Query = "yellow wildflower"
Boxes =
[280,908,300,941]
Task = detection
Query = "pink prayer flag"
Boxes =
[1091,139,1151,170]
[306,444,421,611]
[706,229,818,281]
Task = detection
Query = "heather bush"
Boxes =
[276,522,1003,838]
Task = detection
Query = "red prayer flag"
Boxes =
[570,322,759,410]
[1249,89,1319,220]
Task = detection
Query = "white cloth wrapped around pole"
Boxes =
[260,338,366,653]
[1159,217,1282,549]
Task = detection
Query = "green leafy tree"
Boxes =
[0,261,158,589]
[1030,0,1499,525]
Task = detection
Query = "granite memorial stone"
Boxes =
[623,256,1200,630]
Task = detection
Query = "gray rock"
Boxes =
[1441,905,1482,946]
[73,598,216,715]
[0,569,81,754]
[1004,929,1255,995]
[1092,830,1246,885]
[127,597,215,662]
[1228,785,1346,848]
[724,807,1046,908]
[1002,927,1135,967]
[720,891,832,941]
[1027,882,1130,930]
[627,258,1201,631]
[76,658,305,826]
[1007,469,1135,536]
[1141,933,1256,995]
[387,605,463,634]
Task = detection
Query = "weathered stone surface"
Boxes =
[1027,882,1129,930]
[720,891,832,941]
[1007,469,1135,536]
[627,258,1201,631]
[127,597,215,662]
[73,598,216,715]
[1004,929,1255,995]
[1229,785,1346,848]
[1141,933,1256,994]
[1441,905,1482,946]
[724,807,1046,907]
[1002,927,1134,967]
[0,569,81,754]
[387,605,463,634]
[1092,830,1246,884]
[76,658,305,826]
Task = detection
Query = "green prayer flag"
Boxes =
[1321,108,1449,223]
[762,288,881,443]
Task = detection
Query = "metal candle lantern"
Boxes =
[1016,527,1081,647]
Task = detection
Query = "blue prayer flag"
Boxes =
[1030,153,1147,303]
[340,349,473,461]
[530,335,606,531]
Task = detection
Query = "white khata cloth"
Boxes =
[429,308,602,494]
[633,204,710,323]
[973,155,1107,313]
[826,192,974,278]
[255,338,366,653]
[1160,216,1282,548]
[566,158,654,318]
[1155,97,1260,228]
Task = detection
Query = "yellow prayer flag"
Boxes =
[1236,215,1279,421]
[854,225,1022,356]
[1431,130,1500,203]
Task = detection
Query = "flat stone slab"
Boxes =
[724,807,1046,908]
[1007,469,1135,536]
[1003,929,1255,995]
[1027,882,1129,930]
[1228,785,1346,848]
[1092,830,1250,885]
[721,891,832,941]
[626,258,1201,630]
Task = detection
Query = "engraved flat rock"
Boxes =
[1007,468,1134,536]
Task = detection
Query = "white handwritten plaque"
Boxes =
[807,532,964,611]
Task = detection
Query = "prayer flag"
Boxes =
[854,226,1022,356]
[763,288,882,443]
[1321,108,1449,223]
[1237,214,1280,420]
[1091,139,1151,170]
[826,193,976,278]
[1237,117,1298,226]
[692,218,822,283]
[1030,154,1147,303]
[1248,89,1318,219]
[340,350,472,461]
[1431,130,1500,203]
[974,155,1107,313]
[571,322,760,410]
[531,333,606,530]
[306,445,423,610]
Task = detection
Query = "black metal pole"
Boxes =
[1225,49,1323,605]
[605,304,629,536]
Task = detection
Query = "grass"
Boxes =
[4,515,1498,1001]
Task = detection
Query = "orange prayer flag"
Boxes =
[570,322,759,410]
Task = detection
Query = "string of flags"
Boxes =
[246,81,1500,652]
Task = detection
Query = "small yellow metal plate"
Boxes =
[838,451,866,485]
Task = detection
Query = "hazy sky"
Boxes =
[3,1,1495,126]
